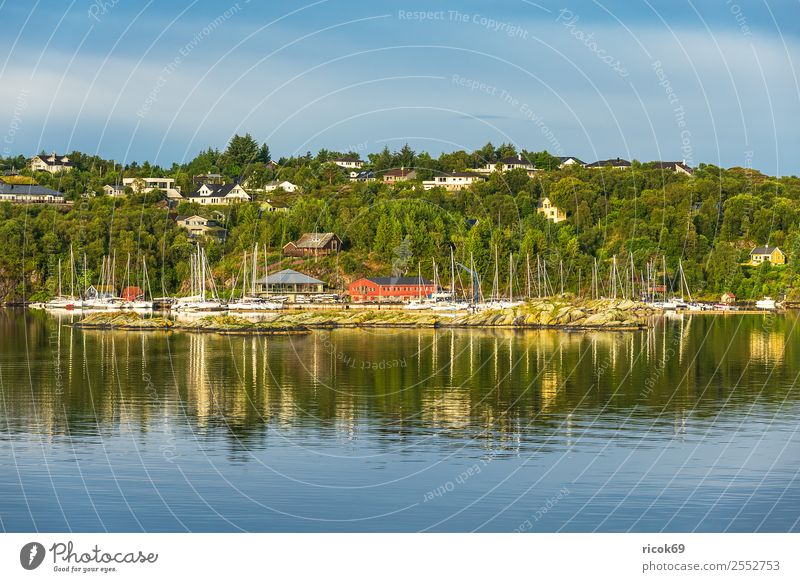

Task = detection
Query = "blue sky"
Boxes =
[1,0,798,174]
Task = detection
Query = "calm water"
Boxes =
[1,309,798,532]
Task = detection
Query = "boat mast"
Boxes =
[508,252,513,302]
[450,247,455,300]
[418,261,422,301]
[69,244,75,298]
[526,253,531,299]
[252,243,258,298]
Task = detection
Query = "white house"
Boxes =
[332,157,363,169]
[30,153,74,174]
[122,177,183,199]
[185,183,250,205]
[422,172,485,191]
[102,184,126,197]
[263,180,299,193]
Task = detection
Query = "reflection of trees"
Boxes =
[2,313,799,448]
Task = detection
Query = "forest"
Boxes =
[2,133,799,303]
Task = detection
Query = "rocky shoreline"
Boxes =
[71,298,657,333]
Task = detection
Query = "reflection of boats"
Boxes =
[755,297,777,310]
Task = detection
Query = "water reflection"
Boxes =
[2,309,799,532]
[2,309,798,450]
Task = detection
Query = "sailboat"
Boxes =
[431,249,469,311]
[173,247,226,311]
[121,256,154,310]
[404,262,433,310]
[479,250,523,310]
[43,249,81,310]
[82,253,123,310]
[226,243,283,311]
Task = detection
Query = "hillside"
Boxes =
[2,141,800,303]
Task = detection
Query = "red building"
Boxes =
[348,276,436,303]
[121,286,144,301]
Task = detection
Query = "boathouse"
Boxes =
[348,276,436,303]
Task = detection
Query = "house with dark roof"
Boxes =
[283,232,342,257]
[749,246,786,266]
[29,153,74,174]
[255,269,327,302]
[0,181,66,204]
[558,156,585,168]
[382,168,417,183]
[348,276,436,303]
[422,172,485,191]
[585,157,631,169]
[349,170,375,182]
[649,161,694,176]
[185,183,250,205]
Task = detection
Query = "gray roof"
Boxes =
[0,183,64,197]
[256,269,324,285]
[186,183,241,198]
[559,156,585,164]
[750,246,782,255]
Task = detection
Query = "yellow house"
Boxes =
[537,197,567,223]
[749,246,786,266]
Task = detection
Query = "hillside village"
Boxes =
[1,135,799,304]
